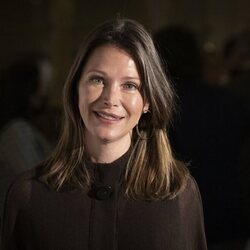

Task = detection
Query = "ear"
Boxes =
[143,102,149,113]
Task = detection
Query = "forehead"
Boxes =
[82,45,139,76]
[86,45,131,64]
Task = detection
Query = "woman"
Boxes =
[1,18,207,250]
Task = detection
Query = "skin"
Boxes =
[78,45,148,163]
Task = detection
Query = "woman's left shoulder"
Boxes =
[171,175,207,249]
[176,174,203,207]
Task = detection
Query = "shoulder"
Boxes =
[171,175,207,248]
[176,174,203,209]
[180,174,201,196]
[1,166,44,248]
[3,166,44,210]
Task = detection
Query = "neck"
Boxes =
[85,136,131,164]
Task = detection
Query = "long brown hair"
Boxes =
[44,18,188,200]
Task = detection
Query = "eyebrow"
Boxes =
[85,69,106,75]
[85,69,140,81]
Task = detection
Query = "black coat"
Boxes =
[1,152,207,250]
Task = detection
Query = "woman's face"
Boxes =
[78,45,148,147]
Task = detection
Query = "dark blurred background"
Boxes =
[0,0,250,107]
[0,1,250,249]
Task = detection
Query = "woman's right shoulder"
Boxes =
[1,166,44,248]
[4,166,43,209]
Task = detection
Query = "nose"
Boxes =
[101,84,119,107]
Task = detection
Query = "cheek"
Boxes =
[78,88,92,122]
[126,95,144,120]
[78,86,101,108]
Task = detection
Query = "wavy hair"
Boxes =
[44,18,188,200]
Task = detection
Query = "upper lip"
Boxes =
[94,110,125,119]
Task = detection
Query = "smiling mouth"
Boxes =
[94,111,124,121]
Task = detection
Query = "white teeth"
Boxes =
[96,112,120,121]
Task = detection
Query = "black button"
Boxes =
[95,185,113,200]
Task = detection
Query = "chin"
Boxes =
[97,132,130,144]
[99,135,119,143]
[95,132,118,143]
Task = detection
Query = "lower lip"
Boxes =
[94,112,123,125]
